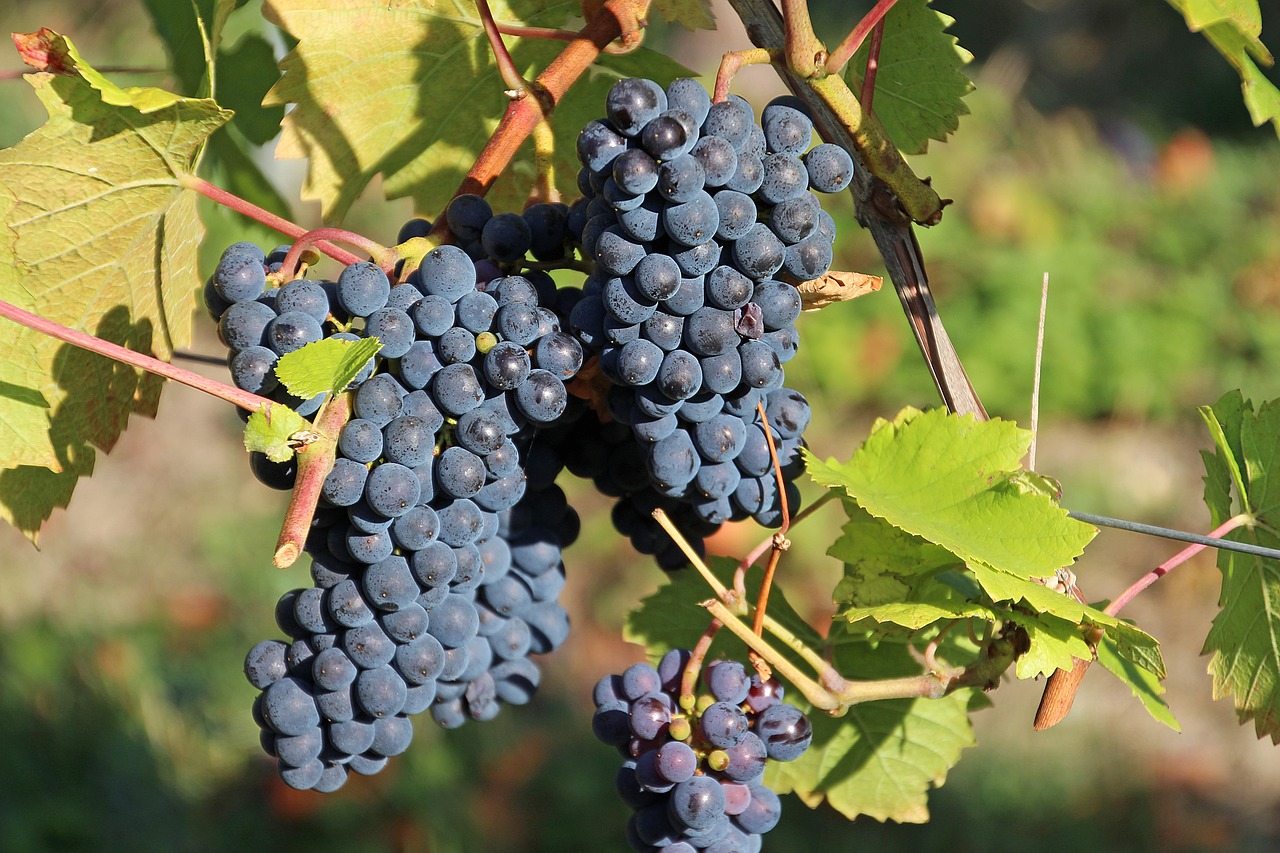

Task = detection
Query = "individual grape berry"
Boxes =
[481,212,533,263]
[446,193,493,242]
[213,242,268,303]
[804,142,856,193]
[337,262,391,316]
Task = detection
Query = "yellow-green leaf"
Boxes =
[846,0,974,154]
[244,405,310,463]
[0,31,231,539]
[274,336,381,400]
[1165,0,1280,135]
[651,0,716,31]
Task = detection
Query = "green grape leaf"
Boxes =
[651,0,716,31]
[0,30,231,539]
[1198,393,1280,740]
[806,407,1096,580]
[1165,0,1280,135]
[139,0,229,99]
[197,128,295,275]
[839,597,998,632]
[274,337,381,401]
[1097,633,1181,732]
[766,638,975,823]
[243,404,311,463]
[966,565,1165,679]
[1003,611,1093,680]
[828,499,961,608]
[846,0,974,155]
[263,0,688,222]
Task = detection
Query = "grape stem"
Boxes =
[492,22,641,54]
[682,619,723,704]
[746,402,790,647]
[824,0,897,77]
[780,0,825,78]
[0,297,277,415]
[711,48,779,104]
[274,394,351,568]
[1035,512,1254,729]
[279,227,396,281]
[651,508,735,605]
[477,0,531,95]
[529,117,562,205]
[180,175,364,266]
[723,0,942,226]
[858,15,886,112]
[736,490,836,579]
[1106,513,1254,617]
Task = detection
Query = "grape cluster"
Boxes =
[593,651,813,851]
[208,77,850,811]
[564,77,845,562]
[206,220,584,789]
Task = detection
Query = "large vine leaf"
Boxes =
[263,0,688,223]
[0,30,231,540]
[1199,392,1280,740]
[1165,0,1280,136]
[814,407,1164,689]
[846,0,973,155]
[805,407,1096,579]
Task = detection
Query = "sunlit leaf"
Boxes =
[0,30,230,539]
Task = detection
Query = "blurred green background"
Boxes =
[3,0,1280,850]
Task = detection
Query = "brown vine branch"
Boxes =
[274,394,351,568]
[0,297,277,415]
[429,0,651,239]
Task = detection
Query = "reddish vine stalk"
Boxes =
[274,395,351,568]
[182,176,364,267]
[0,297,276,414]
[824,0,897,76]
[278,227,395,280]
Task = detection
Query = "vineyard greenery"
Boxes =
[2,0,1280,849]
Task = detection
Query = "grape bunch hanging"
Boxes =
[205,76,845,848]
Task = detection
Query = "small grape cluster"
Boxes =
[205,216,583,789]
[563,77,846,564]
[593,651,813,852]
